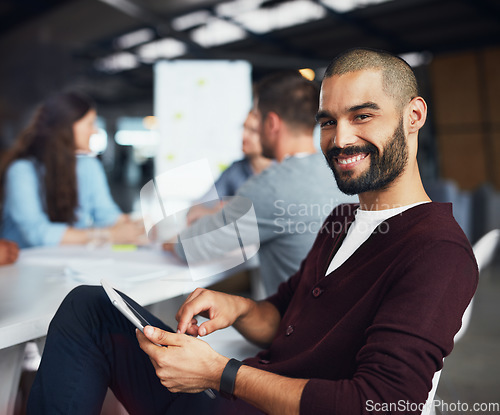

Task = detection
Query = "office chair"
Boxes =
[421,228,500,415]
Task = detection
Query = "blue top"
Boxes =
[214,158,254,198]
[1,155,122,248]
[198,158,254,203]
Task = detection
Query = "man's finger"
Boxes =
[180,288,205,307]
[177,308,204,334]
[197,318,223,337]
[136,329,158,356]
[185,325,200,337]
[143,326,185,347]
[176,292,207,334]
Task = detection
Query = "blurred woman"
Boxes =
[0,91,144,248]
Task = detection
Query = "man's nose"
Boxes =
[333,122,357,149]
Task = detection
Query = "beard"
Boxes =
[324,118,408,195]
[259,135,275,160]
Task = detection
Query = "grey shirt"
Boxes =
[175,153,357,295]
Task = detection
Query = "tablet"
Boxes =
[100,279,216,399]
[101,278,152,333]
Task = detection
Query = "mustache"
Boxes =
[325,144,378,159]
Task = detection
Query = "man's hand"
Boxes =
[137,326,228,393]
[175,288,254,337]
[0,239,19,265]
[176,287,281,348]
[162,242,175,252]
[137,326,306,414]
[186,202,225,226]
[109,219,147,245]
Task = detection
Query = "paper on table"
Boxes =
[18,247,191,286]
[63,259,171,285]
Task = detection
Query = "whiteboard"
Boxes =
[154,60,253,202]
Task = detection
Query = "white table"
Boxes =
[0,244,258,415]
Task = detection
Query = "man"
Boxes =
[185,110,272,225]
[28,49,477,414]
[166,71,354,296]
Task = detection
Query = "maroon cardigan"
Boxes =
[244,203,478,414]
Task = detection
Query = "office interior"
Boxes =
[0,0,499,413]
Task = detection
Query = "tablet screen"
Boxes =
[101,278,151,332]
[122,296,152,328]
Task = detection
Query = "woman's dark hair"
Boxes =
[0,91,95,223]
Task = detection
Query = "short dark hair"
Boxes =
[324,48,419,109]
[255,71,319,132]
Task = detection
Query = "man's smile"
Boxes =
[335,153,369,171]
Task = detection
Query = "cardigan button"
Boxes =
[312,287,323,297]
[285,325,294,336]
[259,359,270,365]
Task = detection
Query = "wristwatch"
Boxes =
[219,358,244,400]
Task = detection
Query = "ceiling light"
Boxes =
[90,128,108,154]
[98,0,146,20]
[115,28,155,49]
[235,0,327,34]
[95,52,139,73]
[115,130,160,146]
[320,0,392,13]
[138,38,187,62]
[191,17,247,47]
[215,0,265,17]
[172,10,211,31]
[299,68,316,81]
[399,51,433,68]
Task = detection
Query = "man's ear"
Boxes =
[265,111,281,135]
[408,97,427,133]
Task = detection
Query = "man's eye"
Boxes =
[320,120,336,128]
[354,114,370,121]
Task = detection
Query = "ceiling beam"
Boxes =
[95,0,209,58]
[97,0,156,23]
[311,0,416,53]
[201,50,330,69]
[461,0,500,30]
[207,6,323,62]
[0,0,69,37]
[93,0,329,69]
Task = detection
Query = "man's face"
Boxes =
[241,112,262,158]
[317,70,408,195]
[254,108,276,160]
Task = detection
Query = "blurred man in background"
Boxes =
[186,110,272,225]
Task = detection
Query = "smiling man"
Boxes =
[28,49,478,415]
[317,50,422,206]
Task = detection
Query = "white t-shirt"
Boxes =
[325,202,429,276]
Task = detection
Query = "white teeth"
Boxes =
[338,154,365,165]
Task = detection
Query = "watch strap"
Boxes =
[219,358,243,400]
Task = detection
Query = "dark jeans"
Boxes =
[26,285,263,415]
